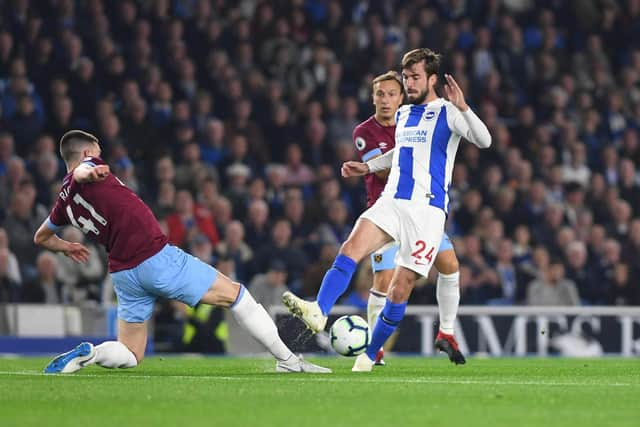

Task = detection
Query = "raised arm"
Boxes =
[444,74,492,149]
[449,108,492,148]
[73,163,111,184]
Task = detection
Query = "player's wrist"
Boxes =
[364,161,377,174]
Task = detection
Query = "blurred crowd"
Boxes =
[1,0,640,323]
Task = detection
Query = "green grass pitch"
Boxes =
[1,356,638,427]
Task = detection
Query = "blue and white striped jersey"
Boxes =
[381,98,491,214]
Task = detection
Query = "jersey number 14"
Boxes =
[65,193,108,235]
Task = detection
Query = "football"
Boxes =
[329,315,371,356]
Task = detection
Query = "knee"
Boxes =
[340,239,363,262]
[437,253,459,275]
[199,277,240,307]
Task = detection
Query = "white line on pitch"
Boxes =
[0,370,637,387]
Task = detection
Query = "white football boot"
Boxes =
[282,291,327,333]
[351,353,374,372]
[276,354,332,373]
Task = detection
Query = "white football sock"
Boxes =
[436,272,460,334]
[367,290,387,332]
[94,341,138,369]
[231,286,294,362]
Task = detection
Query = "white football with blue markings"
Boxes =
[329,315,371,357]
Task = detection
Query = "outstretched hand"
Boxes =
[64,242,90,263]
[341,161,370,177]
[444,74,468,112]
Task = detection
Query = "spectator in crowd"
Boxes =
[3,187,46,279]
[458,234,500,304]
[174,142,217,194]
[152,181,176,219]
[264,163,287,216]
[8,95,44,150]
[534,203,565,249]
[564,241,599,305]
[253,218,307,289]
[283,143,314,187]
[512,225,533,266]
[244,198,270,249]
[527,261,580,306]
[0,247,20,302]
[314,199,352,248]
[618,159,640,215]
[607,199,632,242]
[0,157,25,218]
[0,227,21,286]
[282,187,311,247]
[248,259,289,308]
[305,176,344,225]
[589,238,622,304]
[212,195,233,237]
[166,189,219,248]
[454,189,482,234]
[215,220,253,282]
[623,219,640,275]
[55,227,104,304]
[154,155,176,189]
[562,144,591,187]
[220,133,256,181]
[489,238,519,305]
[224,163,251,217]
[33,152,62,206]
[21,251,63,303]
[608,263,638,306]
[199,118,226,167]
[302,242,338,298]
[188,234,215,266]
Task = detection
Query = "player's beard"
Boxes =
[407,87,429,105]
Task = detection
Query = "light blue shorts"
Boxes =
[370,233,454,273]
[111,244,218,323]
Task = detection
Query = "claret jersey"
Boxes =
[352,116,396,208]
[48,157,168,272]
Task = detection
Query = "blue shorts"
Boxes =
[111,244,218,323]
[370,233,454,273]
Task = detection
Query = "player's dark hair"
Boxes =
[401,48,441,77]
[372,71,404,93]
[59,130,99,164]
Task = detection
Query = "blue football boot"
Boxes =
[44,342,96,374]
